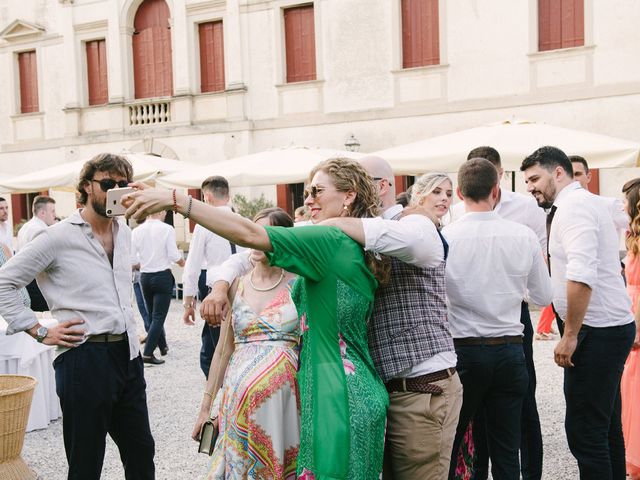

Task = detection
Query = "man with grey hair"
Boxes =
[444,158,552,480]
[206,155,462,479]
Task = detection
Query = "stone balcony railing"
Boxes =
[127,99,171,126]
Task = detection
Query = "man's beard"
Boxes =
[92,196,108,218]
[533,183,556,209]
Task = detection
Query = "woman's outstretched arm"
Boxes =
[124,183,272,251]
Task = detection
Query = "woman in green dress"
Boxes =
[124,158,389,480]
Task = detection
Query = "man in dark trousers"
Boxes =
[0,153,155,479]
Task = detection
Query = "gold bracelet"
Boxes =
[203,390,214,399]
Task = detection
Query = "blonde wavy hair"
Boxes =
[410,172,452,207]
[623,178,640,255]
[308,157,390,285]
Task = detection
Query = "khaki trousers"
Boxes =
[383,372,463,480]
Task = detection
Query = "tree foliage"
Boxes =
[232,194,275,219]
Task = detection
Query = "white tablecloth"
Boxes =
[0,317,61,432]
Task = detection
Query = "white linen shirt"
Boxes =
[549,182,633,328]
[16,216,48,252]
[0,221,13,250]
[0,210,140,359]
[183,206,239,297]
[443,211,552,338]
[131,219,183,273]
[450,188,547,253]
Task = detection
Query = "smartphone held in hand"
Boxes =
[106,187,135,217]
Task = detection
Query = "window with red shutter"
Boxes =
[401,0,440,68]
[86,39,109,105]
[284,5,316,83]
[538,0,584,51]
[199,21,225,93]
[133,0,173,99]
[18,51,38,113]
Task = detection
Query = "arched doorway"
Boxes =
[133,0,173,99]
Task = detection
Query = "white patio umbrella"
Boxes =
[0,152,199,194]
[373,119,640,174]
[157,146,366,189]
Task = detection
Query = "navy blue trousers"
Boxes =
[472,302,543,480]
[197,269,221,377]
[564,322,635,480]
[53,340,155,480]
[449,342,529,480]
[133,280,150,331]
[140,270,173,357]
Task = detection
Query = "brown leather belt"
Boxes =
[86,332,128,343]
[454,335,522,347]
[385,367,456,395]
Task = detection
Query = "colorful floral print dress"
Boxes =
[206,279,300,480]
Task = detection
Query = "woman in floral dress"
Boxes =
[124,158,390,480]
[192,208,299,480]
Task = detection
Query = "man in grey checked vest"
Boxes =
[325,155,462,480]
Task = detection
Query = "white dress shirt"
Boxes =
[443,211,553,338]
[16,216,48,252]
[0,221,13,250]
[0,210,140,359]
[549,182,633,328]
[450,188,547,253]
[183,206,239,297]
[131,219,183,273]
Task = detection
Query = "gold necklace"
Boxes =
[249,268,285,292]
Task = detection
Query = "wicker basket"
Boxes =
[0,375,37,480]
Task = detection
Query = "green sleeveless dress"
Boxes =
[265,225,388,480]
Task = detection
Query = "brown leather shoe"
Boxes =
[142,355,165,365]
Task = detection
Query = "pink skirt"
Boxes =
[622,348,640,479]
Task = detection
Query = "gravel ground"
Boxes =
[21,302,579,479]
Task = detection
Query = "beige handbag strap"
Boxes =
[208,278,239,418]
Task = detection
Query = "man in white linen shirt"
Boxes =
[181,175,240,377]
[132,211,184,365]
[443,158,552,480]
[451,146,547,480]
[206,156,463,480]
[17,195,57,312]
[0,153,155,479]
[521,146,635,480]
[0,197,13,250]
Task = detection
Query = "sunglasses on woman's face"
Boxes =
[92,178,130,192]
[303,185,326,199]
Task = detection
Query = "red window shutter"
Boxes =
[284,5,316,83]
[199,21,225,93]
[401,0,440,68]
[86,39,109,105]
[18,51,38,113]
[538,0,584,51]
[133,0,173,99]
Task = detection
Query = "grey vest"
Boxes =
[368,214,455,382]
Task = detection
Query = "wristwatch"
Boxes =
[34,325,48,343]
